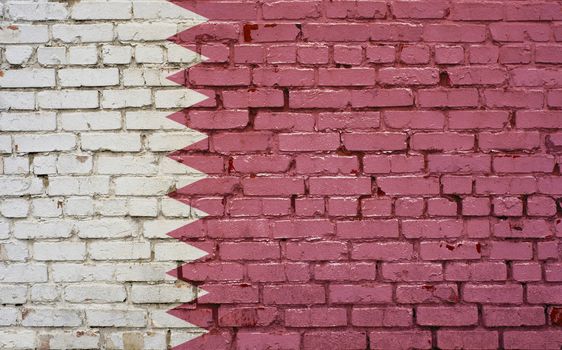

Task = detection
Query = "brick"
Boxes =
[480,131,541,152]
[463,284,523,304]
[352,307,412,327]
[302,23,422,42]
[263,285,325,305]
[337,220,399,239]
[326,1,387,19]
[490,23,551,42]
[504,331,562,349]
[435,45,464,65]
[303,331,366,350]
[437,330,499,350]
[417,306,478,326]
[378,68,439,86]
[279,133,340,152]
[343,133,407,151]
[489,241,533,260]
[484,306,545,327]
[377,177,440,196]
[421,241,481,260]
[314,263,376,281]
[418,88,479,107]
[382,263,442,282]
[285,308,347,327]
[237,332,300,349]
[352,242,413,261]
[309,177,371,195]
[450,2,504,21]
[370,331,432,350]
[400,45,430,64]
[329,284,392,304]
[424,24,486,42]
[392,1,449,19]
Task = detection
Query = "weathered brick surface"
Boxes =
[1,0,562,349]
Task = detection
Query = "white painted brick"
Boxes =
[142,219,193,239]
[0,285,27,304]
[114,263,176,282]
[7,2,68,21]
[60,111,122,131]
[155,89,208,109]
[64,197,95,217]
[128,198,158,217]
[133,1,205,20]
[3,156,29,175]
[97,154,158,175]
[130,283,196,303]
[123,69,178,87]
[0,24,49,44]
[34,242,86,261]
[114,176,174,196]
[0,307,19,326]
[75,218,135,239]
[161,197,191,217]
[38,90,99,110]
[71,2,132,20]
[48,176,110,196]
[95,198,127,217]
[153,241,208,261]
[57,154,93,174]
[81,132,142,152]
[37,47,67,65]
[86,308,146,327]
[56,263,173,283]
[14,134,76,153]
[21,308,82,327]
[106,331,167,350]
[0,264,48,283]
[45,330,100,350]
[30,284,59,302]
[102,45,133,64]
[101,89,152,109]
[68,46,98,65]
[167,44,200,64]
[0,112,57,131]
[135,45,165,63]
[0,241,28,261]
[52,24,114,43]
[150,309,195,328]
[0,198,29,218]
[4,45,33,65]
[89,241,151,260]
[64,284,126,303]
[125,111,185,130]
[59,68,119,87]
[0,69,55,88]
[13,220,73,239]
[0,135,12,154]
[0,91,36,110]
[117,22,178,41]
[52,264,116,283]
[0,221,9,239]
[147,132,205,152]
[32,155,57,175]
[0,177,43,196]
[31,198,63,218]
[0,330,36,349]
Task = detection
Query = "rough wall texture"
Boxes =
[1,0,562,349]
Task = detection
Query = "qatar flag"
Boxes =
[0,1,561,349]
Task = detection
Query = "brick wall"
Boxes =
[1,0,562,349]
